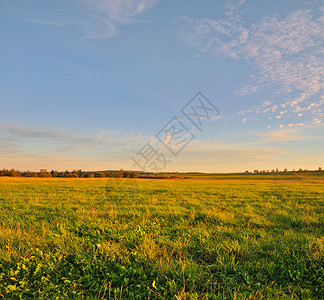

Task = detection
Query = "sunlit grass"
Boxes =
[0,176,323,299]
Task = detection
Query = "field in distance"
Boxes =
[0,174,323,299]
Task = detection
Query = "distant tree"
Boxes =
[71,170,80,178]
[305,169,308,174]
[276,168,279,173]
[319,167,322,172]
[292,169,295,174]
[39,169,52,178]
[25,170,37,177]
[298,168,303,173]
[124,171,139,178]
[284,168,288,174]
[25,170,32,177]
[9,169,17,177]
[83,173,94,178]
[115,170,124,178]
[95,172,106,178]
[51,170,59,177]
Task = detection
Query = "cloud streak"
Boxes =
[256,128,308,142]
[25,0,158,40]
[0,123,147,161]
[83,0,158,39]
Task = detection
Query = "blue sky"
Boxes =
[0,0,323,172]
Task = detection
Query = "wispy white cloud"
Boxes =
[27,19,74,27]
[178,8,324,91]
[166,138,321,173]
[238,96,324,128]
[25,0,158,39]
[83,0,158,39]
[257,128,308,142]
[0,123,147,163]
[178,2,324,129]
[4,124,73,140]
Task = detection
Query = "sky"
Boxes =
[0,0,323,173]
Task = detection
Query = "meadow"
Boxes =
[0,174,323,299]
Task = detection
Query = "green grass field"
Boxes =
[0,175,323,299]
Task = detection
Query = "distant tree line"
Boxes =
[0,169,139,178]
[244,167,323,175]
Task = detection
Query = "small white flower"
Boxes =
[93,243,102,250]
